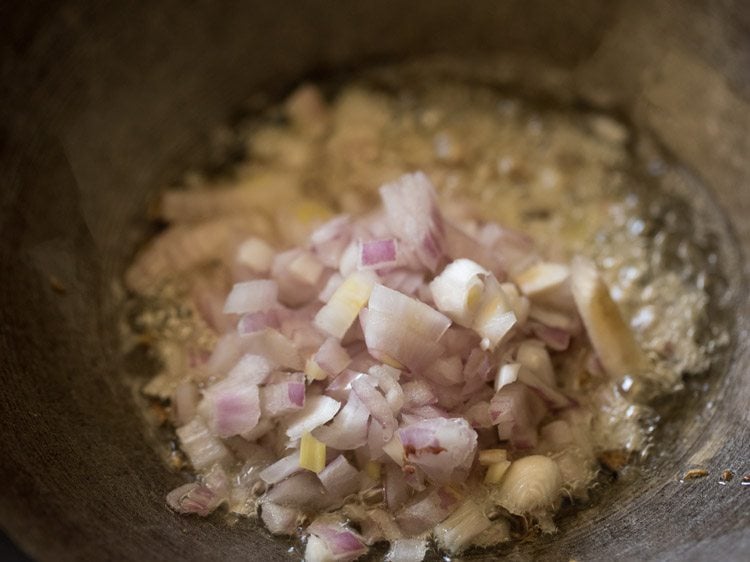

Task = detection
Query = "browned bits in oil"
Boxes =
[682,468,709,481]
[49,275,67,294]
[599,450,630,472]
[149,400,170,426]
[168,450,185,471]
[719,469,734,484]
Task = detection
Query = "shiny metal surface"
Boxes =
[0,1,748,560]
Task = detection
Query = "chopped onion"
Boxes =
[314,337,352,376]
[352,376,397,441]
[167,482,223,516]
[434,499,492,554]
[305,519,369,562]
[237,310,281,335]
[489,382,547,449]
[223,279,278,314]
[318,455,360,498]
[261,502,300,535]
[425,356,464,386]
[285,395,341,440]
[401,380,438,409]
[312,393,369,450]
[429,259,488,327]
[570,258,648,377]
[369,284,451,341]
[176,418,230,470]
[395,487,461,535]
[226,354,275,385]
[516,340,555,386]
[359,238,398,269]
[472,275,517,351]
[314,271,376,339]
[236,237,275,274]
[172,381,200,426]
[260,375,306,417]
[199,376,261,438]
[260,451,302,485]
[386,539,428,562]
[385,462,410,511]
[263,472,331,511]
[494,363,521,391]
[398,418,477,485]
[380,172,445,272]
[513,262,570,297]
[288,251,326,286]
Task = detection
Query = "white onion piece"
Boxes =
[261,502,300,535]
[385,462,410,511]
[227,354,275,385]
[489,382,547,449]
[273,249,324,307]
[172,381,200,427]
[167,482,223,516]
[463,401,493,428]
[429,259,488,327]
[338,241,359,277]
[241,417,274,442]
[369,284,451,341]
[319,272,344,303]
[311,215,352,268]
[176,418,230,470]
[199,376,261,438]
[223,279,278,314]
[513,262,570,297]
[305,519,368,562]
[125,218,248,293]
[352,377,397,441]
[380,172,445,272]
[314,337,352,376]
[395,487,461,535]
[425,355,464,386]
[528,304,580,333]
[442,221,504,277]
[369,364,404,414]
[493,455,563,515]
[358,238,398,269]
[470,519,511,548]
[386,539,428,562]
[570,258,648,377]
[363,308,445,372]
[472,276,517,351]
[398,418,477,485]
[517,368,574,410]
[260,451,302,484]
[263,472,331,510]
[240,329,304,371]
[516,340,555,386]
[312,393,369,450]
[237,310,281,335]
[495,362,521,391]
[236,237,275,274]
[288,251,326,286]
[285,395,341,440]
[529,322,571,351]
[318,455,360,498]
[434,499,492,554]
[314,271,376,339]
[401,380,437,409]
[260,375,306,417]
[366,508,404,542]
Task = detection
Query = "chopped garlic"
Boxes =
[299,432,326,473]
